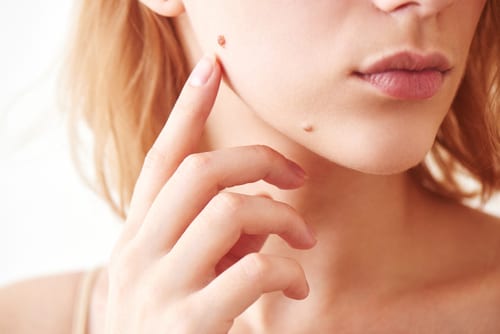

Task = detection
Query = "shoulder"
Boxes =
[428,201,500,329]
[451,201,500,256]
[404,196,500,326]
[429,197,500,261]
[376,267,500,332]
[443,201,500,277]
[0,271,84,334]
[425,267,500,332]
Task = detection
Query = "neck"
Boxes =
[203,81,435,330]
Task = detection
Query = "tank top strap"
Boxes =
[71,267,102,334]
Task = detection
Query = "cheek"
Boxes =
[182,1,486,175]
[448,1,487,64]
[183,1,353,112]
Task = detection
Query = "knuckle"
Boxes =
[108,243,143,287]
[203,193,245,233]
[108,259,133,291]
[252,145,279,164]
[281,203,302,226]
[143,146,166,170]
[287,258,304,277]
[211,192,245,216]
[240,253,270,283]
[180,153,213,175]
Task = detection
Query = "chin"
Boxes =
[309,113,442,175]
[346,155,424,175]
[313,134,435,176]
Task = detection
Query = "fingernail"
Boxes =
[188,55,215,87]
[287,160,307,180]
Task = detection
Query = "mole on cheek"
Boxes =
[217,35,226,48]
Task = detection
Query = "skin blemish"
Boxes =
[301,122,314,133]
[217,35,226,48]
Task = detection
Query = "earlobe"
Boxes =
[139,0,185,17]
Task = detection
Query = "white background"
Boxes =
[1,2,499,287]
[0,2,121,286]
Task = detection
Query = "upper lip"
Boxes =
[357,51,452,74]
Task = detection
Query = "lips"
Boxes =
[355,51,452,100]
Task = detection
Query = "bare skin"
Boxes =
[2,57,500,333]
[2,0,500,333]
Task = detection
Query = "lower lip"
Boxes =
[358,70,444,100]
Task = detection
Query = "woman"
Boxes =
[1,0,499,333]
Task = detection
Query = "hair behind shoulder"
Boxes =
[59,0,188,218]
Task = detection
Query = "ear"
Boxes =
[139,0,185,17]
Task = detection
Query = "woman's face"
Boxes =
[182,0,487,174]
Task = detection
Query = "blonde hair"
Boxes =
[60,0,500,219]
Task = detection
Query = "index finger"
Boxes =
[128,55,222,225]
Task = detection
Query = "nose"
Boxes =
[371,0,454,17]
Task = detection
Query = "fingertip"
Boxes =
[285,225,317,250]
[188,55,215,87]
[266,160,308,190]
[210,53,223,80]
[212,53,221,69]
[271,176,307,190]
[187,53,222,88]
[284,279,310,300]
[286,160,307,179]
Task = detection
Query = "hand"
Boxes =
[104,55,316,334]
